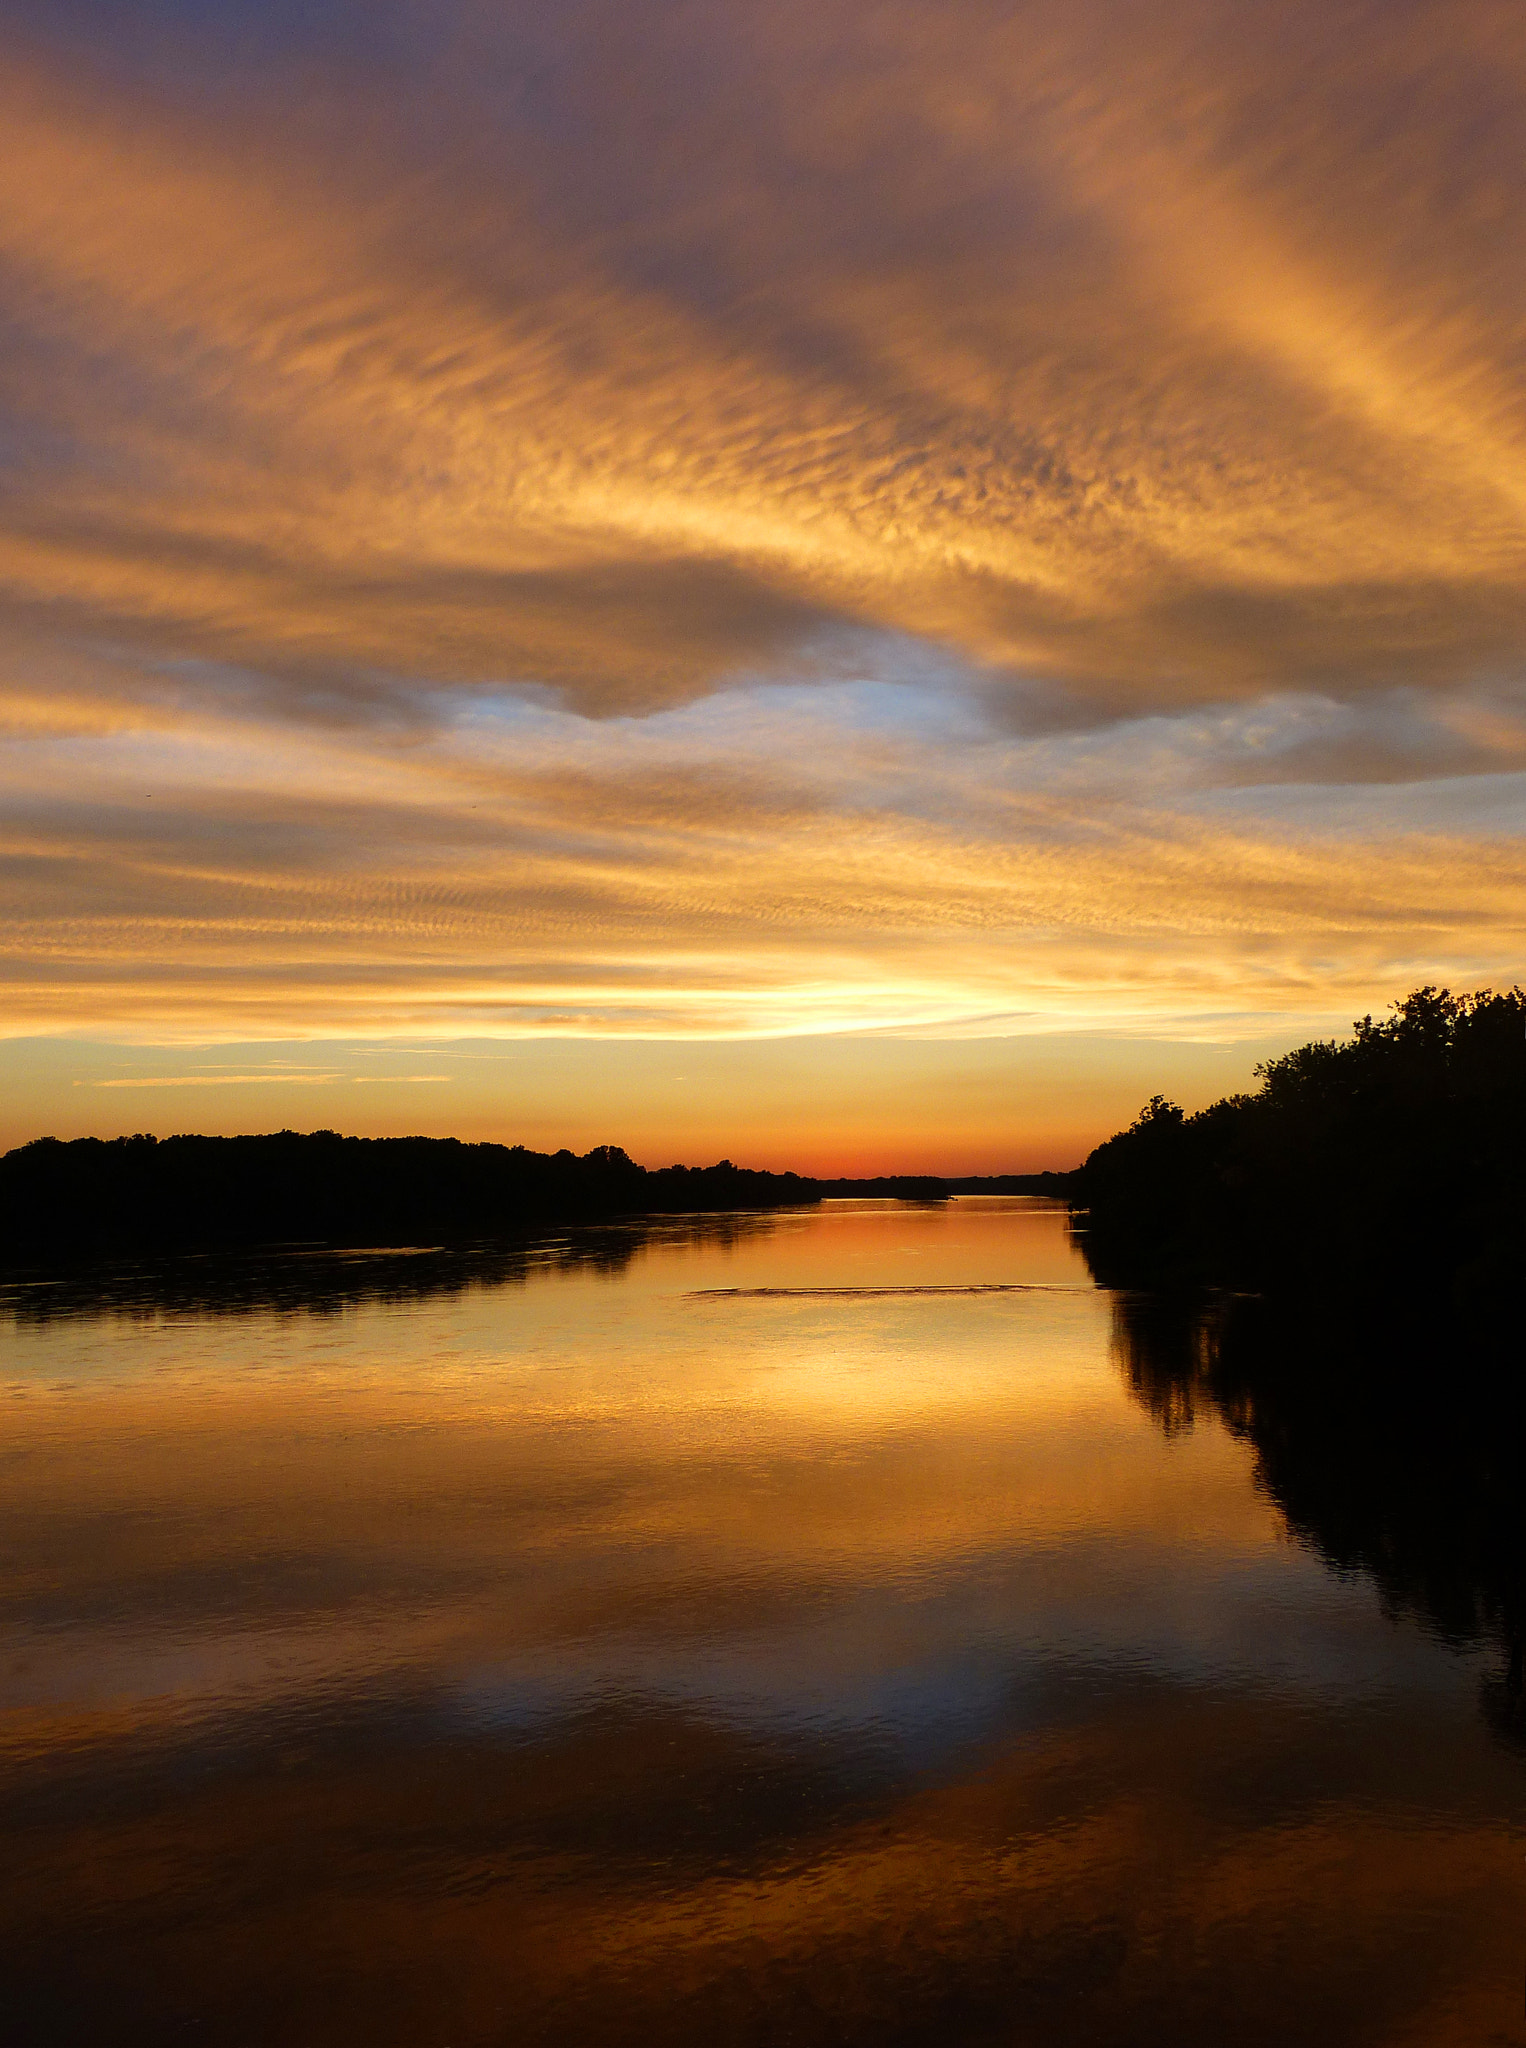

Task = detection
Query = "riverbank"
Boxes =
[0,1132,814,1263]
[0,1131,1077,1266]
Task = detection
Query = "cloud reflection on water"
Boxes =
[5,1203,1526,2041]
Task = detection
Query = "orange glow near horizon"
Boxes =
[0,1023,1368,1175]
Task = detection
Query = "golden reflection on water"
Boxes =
[3,1201,1525,2045]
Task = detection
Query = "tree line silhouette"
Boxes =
[1088,986,1526,1742]
[0,1132,821,1263]
[1076,985,1526,1328]
[0,1131,1067,1267]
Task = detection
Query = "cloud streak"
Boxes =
[1,680,1521,1043]
[0,0,1521,1079]
[3,3,1526,715]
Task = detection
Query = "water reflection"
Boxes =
[1111,1289,1526,1745]
[0,1211,777,1325]
[5,1201,1526,2045]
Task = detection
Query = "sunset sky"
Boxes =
[2,0,1523,1169]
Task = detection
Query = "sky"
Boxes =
[1,0,1523,1170]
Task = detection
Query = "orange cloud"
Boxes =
[0,1,1520,1084]
[1,4,1524,716]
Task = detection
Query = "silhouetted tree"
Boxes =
[1076,985,1526,1330]
[0,1131,818,1264]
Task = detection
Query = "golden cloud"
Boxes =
[0,2,1521,1051]
[0,3,1523,716]
[0,688,1521,1040]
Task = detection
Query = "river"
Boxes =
[4,1197,1522,2044]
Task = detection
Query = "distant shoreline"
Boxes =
[0,1130,1078,1268]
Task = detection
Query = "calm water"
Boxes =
[4,1199,1524,2046]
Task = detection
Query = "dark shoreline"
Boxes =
[0,1129,1077,1271]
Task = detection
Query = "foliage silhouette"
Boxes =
[1075,985,1526,1327]
[0,1130,818,1266]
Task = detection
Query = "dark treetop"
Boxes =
[0,1132,1073,1269]
[0,1132,821,1264]
[1074,985,1526,1329]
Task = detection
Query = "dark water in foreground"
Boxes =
[3,1199,1524,2046]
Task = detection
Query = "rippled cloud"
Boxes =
[0,0,1522,1079]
